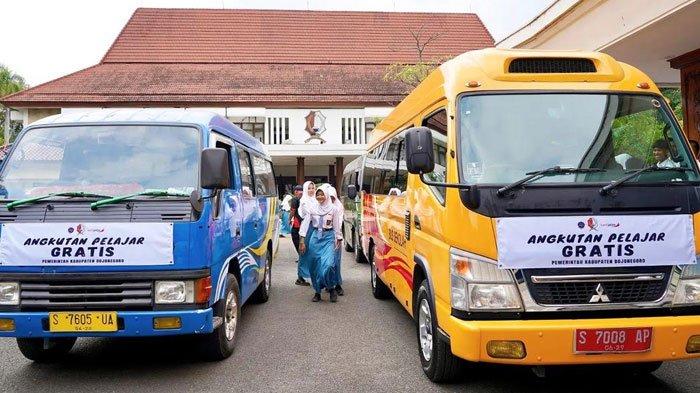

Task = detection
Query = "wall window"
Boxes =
[266,117,290,145]
[251,154,276,196]
[342,117,365,144]
[230,116,265,143]
[236,146,254,194]
[422,109,448,202]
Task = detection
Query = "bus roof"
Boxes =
[28,108,269,158]
[368,48,660,149]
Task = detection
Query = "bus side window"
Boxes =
[214,140,235,218]
[422,109,448,202]
[235,146,254,197]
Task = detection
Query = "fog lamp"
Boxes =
[153,317,182,330]
[486,340,526,359]
[687,335,700,354]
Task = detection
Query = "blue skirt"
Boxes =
[297,227,313,279]
[280,211,291,235]
[309,229,337,293]
[334,247,342,286]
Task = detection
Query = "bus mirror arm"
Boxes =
[418,173,480,209]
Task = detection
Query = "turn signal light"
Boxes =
[153,317,182,330]
[687,335,700,353]
[195,276,212,303]
[486,340,526,359]
[637,82,650,89]
[0,318,15,331]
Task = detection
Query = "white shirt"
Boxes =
[657,157,680,168]
[299,208,342,240]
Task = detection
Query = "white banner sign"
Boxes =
[0,223,174,266]
[496,215,696,269]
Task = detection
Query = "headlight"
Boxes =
[155,281,194,304]
[0,282,19,305]
[450,248,522,311]
[673,264,700,305]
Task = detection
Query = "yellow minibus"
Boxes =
[350,48,700,381]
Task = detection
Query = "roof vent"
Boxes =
[508,58,596,73]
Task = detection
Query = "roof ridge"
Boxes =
[132,7,480,16]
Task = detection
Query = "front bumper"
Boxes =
[446,314,700,365]
[0,309,214,338]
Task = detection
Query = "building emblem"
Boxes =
[304,110,327,144]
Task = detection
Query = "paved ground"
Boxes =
[0,238,697,392]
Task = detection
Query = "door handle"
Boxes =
[235,226,241,237]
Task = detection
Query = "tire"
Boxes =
[369,244,391,299]
[201,274,240,360]
[415,280,463,383]
[16,337,76,363]
[250,249,272,303]
[354,230,368,264]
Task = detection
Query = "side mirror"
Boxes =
[347,184,358,200]
[405,127,435,174]
[201,148,231,189]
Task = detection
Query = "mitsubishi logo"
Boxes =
[589,283,610,303]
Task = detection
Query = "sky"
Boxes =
[1,0,552,86]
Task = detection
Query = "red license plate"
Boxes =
[574,327,652,353]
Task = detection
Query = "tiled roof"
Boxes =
[2,8,494,108]
[102,8,494,64]
[2,63,408,107]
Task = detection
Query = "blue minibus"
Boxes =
[0,109,278,361]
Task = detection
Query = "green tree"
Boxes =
[0,64,28,145]
[660,87,683,126]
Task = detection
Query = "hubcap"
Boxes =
[224,289,238,341]
[418,298,433,362]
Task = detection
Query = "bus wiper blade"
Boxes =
[497,166,605,197]
[90,189,190,210]
[7,192,113,211]
[600,165,694,195]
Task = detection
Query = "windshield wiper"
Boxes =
[7,192,113,211]
[600,165,694,195]
[497,166,605,197]
[90,189,190,210]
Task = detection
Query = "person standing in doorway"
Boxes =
[326,185,344,296]
[299,184,343,302]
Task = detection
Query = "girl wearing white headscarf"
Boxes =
[326,185,345,296]
[280,194,293,236]
[294,181,316,286]
[299,184,343,302]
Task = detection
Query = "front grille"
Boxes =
[529,281,666,305]
[20,280,153,311]
[508,58,596,73]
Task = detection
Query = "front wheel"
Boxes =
[17,337,76,362]
[201,274,240,360]
[415,280,463,383]
[354,230,367,264]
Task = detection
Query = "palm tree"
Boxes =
[0,64,28,145]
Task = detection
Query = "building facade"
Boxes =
[1,8,493,193]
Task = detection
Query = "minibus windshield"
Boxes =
[458,93,699,185]
[0,125,200,200]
